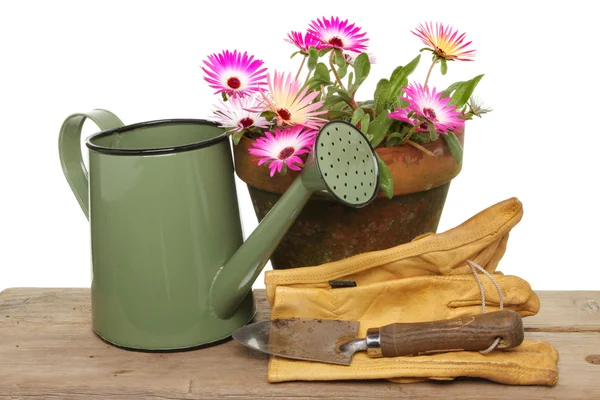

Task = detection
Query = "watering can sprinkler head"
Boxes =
[210,120,380,319]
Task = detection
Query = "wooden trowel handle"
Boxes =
[371,310,524,357]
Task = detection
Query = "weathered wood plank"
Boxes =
[1,288,599,399]
[526,291,600,332]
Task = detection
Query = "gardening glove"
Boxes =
[263,197,559,385]
[268,341,559,385]
[266,197,524,300]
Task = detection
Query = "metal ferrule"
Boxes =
[365,327,382,357]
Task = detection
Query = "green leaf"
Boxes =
[314,62,330,82]
[359,113,370,135]
[334,49,346,68]
[318,48,332,57]
[368,111,394,148]
[328,87,352,103]
[449,74,484,109]
[331,100,348,111]
[351,108,365,125]
[389,54,421,97]
[221,92,228,102]
[440,81,464,98]
[350,53,371,94]
[231,131,245,145]
[385,131,403,147]
[290,51,299,59]
[389,65,403,79]
[307,47,319,71]
[337,63,347,79]
[260,111,277,120]
[305,78,321,91]
[359,100,375,109]
[323,95,345,109]
[374,78,391,115]
[443,132,463,164]
[392,97,410,109]
[347,71,354,88]
[375,153,394,199]
[428,122,438,142]
[329,109,352,119]
[440,59,448,75]
[279,163,288,176]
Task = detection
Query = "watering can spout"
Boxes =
[210,164,323,320]
[210,120,380,320]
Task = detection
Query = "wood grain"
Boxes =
[526,291,600,332]
[1,289,599,399]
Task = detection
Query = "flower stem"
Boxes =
[406,139,434,156]
[402,124,419,144]
[329,51,346,91]
[423,58,438,89]
[304,68,311,85]
[295,56,306,81]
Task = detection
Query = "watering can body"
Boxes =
[60,110,255,349]
[59,110,379,350]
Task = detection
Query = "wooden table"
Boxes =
[1,289,599,399]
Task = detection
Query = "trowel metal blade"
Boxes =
[232,318,360,366]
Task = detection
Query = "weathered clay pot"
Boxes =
[233,132,464,269]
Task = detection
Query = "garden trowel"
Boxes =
[232,310,524,365]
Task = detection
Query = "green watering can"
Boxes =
[59,109,379,350]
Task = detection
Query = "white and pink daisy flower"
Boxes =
[212,96,271,134]
[343,51,376,66]
[307,17,369,53]
[389,83,464,134]
[258,71,327,130]
[412,22,475,61]
[248,126,317,176]
[285,31,322,54]
[201,50,268,98]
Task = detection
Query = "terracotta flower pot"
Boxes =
[233,133,464,269]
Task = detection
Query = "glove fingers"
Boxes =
[265,198,524,290]
[270,274,539,332]
[447,275,539,316]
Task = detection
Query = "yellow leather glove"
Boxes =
[268,341,559,385]
[266,197,523,300]
[263,198,559,386]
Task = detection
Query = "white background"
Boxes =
[0,0,598,292]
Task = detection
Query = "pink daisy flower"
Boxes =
[285,31,322,54]
[212,96,271,134]
[412,22,475,61]
[248,126,317,176]
[258,71,327,130]
[389,83,464,134]
[388,108,427,132]
[201,50,268,97]
[307,17,369,53]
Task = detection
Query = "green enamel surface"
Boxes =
[59,113,378,349]
[90,122,223,150]
[60,112,254,349]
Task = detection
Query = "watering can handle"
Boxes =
[58,109,124,220]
